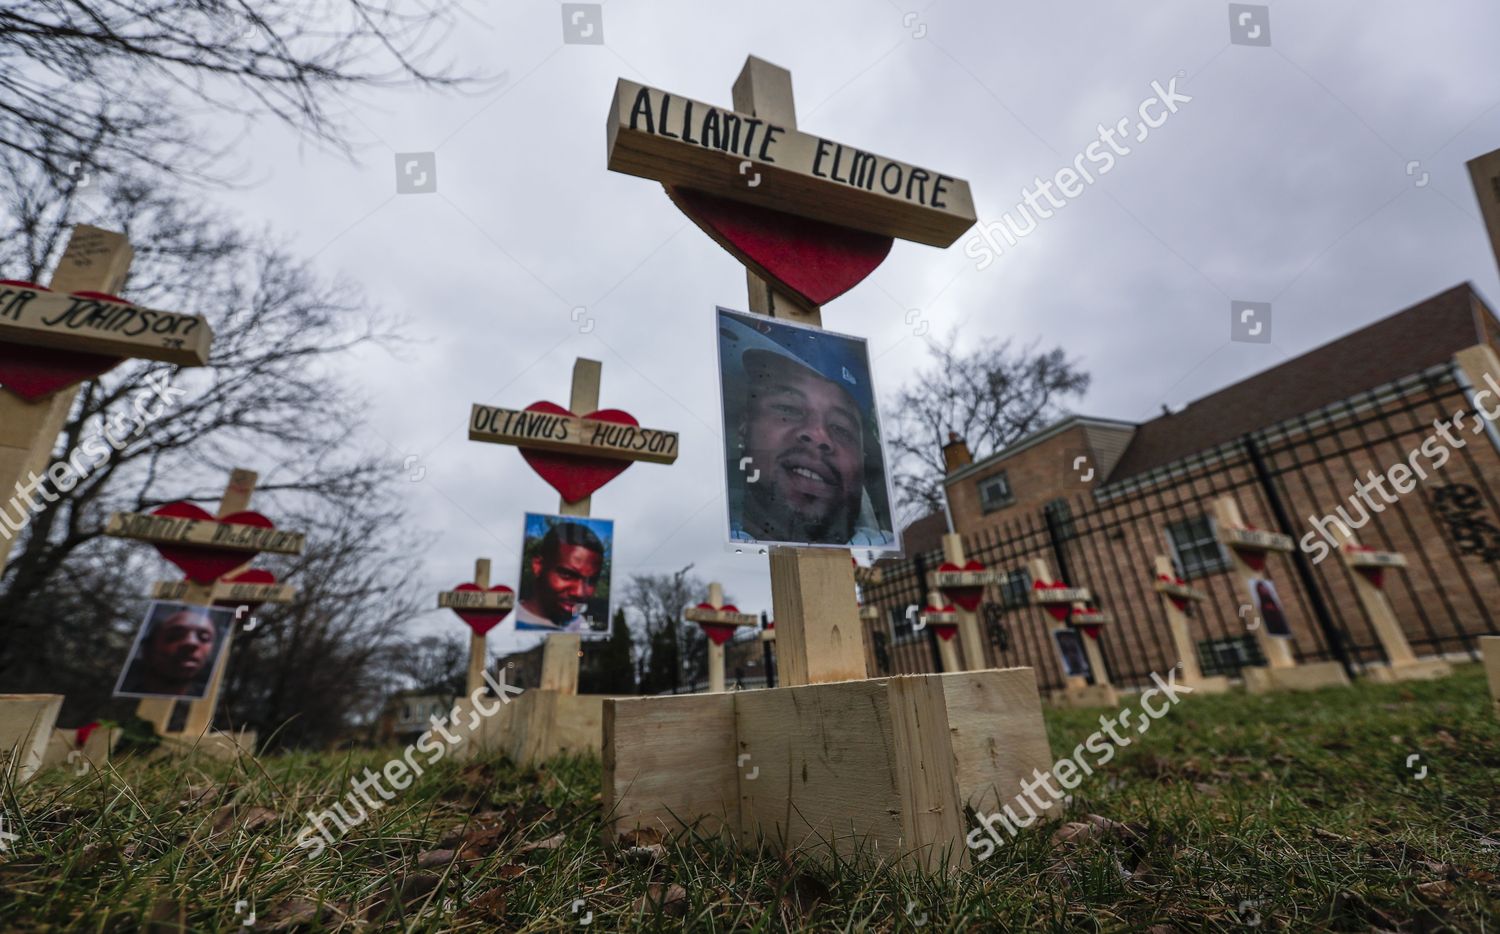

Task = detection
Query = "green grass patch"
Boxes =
[1,667,1496,931]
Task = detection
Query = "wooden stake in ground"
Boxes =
[1211,496,1348,693]
[1151,555,1231,694]
[470,357,677,690]
[106,469,304,744]
[0,224,212,577]
[683,582,758,692]
[931,534,999,670]
[1325,530,1451,682]
[1482,636,1500,718]
[1028,557,1118,708]
[601,56,1055,874]
[437,558,516,695]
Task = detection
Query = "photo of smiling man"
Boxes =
[515,512,613,635]
[716,307,899,550]
[114,601,233,700]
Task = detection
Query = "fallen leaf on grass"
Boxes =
[211,805,277,836]
[417,849,456,869]
[617,826,664,848]
[635,882,688,917]
[1416,879,1456,901]
[494,863,527,880]
[464,886,507,923]
[518,832,566,855]
[145,897,184,932]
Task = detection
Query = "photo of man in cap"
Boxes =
[716,307,899,549]
[114,601,233,700]
[515,513,613,633]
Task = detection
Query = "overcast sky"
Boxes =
[201,0,1500,657]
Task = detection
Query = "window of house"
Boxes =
[1197,635,1266,677]
[1167,515,1230,578]
[1044,498,1076,540]
[998,568,1032,609]
[978,471,1014,513]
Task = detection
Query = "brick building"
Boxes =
[860,284,1500,691]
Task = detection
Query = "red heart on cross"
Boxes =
[151,501,276,584]
[517,401,638,503]
[937,560,988,611]
[75,721,101,748]
[1158,573,1191,612]
[667,187,893,309]
[1080,624,1102,641]
[1033,580,1073,621]
[448,583,515,636]
[694,602,743,645]
[933,623,958,642]
[0,284,126,401]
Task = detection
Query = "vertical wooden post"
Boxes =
[1482,636,1500,718]
[558,359,602,519]
[176,469,258,738]
[1211,497,1296,669]
[1326,528,1451,681]
[706,582,727,693]
[940,534,987,670]
[1029,557,1117,707]
[467,559,492,696]
[734,58,867,688]
[0,226,134,576]
[926,589,961,672]
[540,635,581,694]
[1151,555,1230,693]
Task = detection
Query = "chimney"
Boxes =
[941,431,972,474]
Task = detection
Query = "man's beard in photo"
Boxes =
[744,466,860,543]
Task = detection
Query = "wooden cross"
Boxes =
[1325,527,1451,682]
[437,558,516,695]
[930,533,1000,670]
[613,56,976,687]
[0,225,213,576]
[1483,636,1500,719]
[683,582,758,692]
[1210,496,1348,692]
[470,357,677,692]
[107,469,304,739]
[919,590,962,673]
[1028,557,1118,706]
[1151,555,1229,693]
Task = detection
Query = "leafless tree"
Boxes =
[888,332,1091,522]
[620,565,709,694]
[0,164,413,724]
[0,0,481,184]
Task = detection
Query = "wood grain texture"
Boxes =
[0,693,63,784]
[770,547,866,686]
[603,693,738,842]
[942,669,1054,817]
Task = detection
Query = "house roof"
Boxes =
[1106,283,1491,481]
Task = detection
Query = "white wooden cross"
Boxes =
[1028,557,1117,706]
[1211,496,1348,692]
[436,557,516,695]
[929,533,1001,670]
[1151,554,1229,693]
[107,469,304,739]
[470,357,678,692]
[1326,526,1450,682]
[610,58,975,687]
[683,581,758,692]
[0,225,213,576]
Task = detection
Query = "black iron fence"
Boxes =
[859,365,1500,693]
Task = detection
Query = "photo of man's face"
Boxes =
[716,307,899,550]
[114,602,232,700]
[739,353,865,543]
[516,515,613,633]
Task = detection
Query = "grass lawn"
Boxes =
[1,666,1496,931]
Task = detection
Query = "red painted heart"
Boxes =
[151,502,275,584]
[933,623,958,642]
[75,721,101,748]
[0,285,125,401]
[448,583,515,636]
[1033,580,1073,622]
[517,401,638,503]
[702,624,737,646]
[1080,624,1102,641]
[1158,573,1190,612]
[937,560,988,611]
[667,187,893,309]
